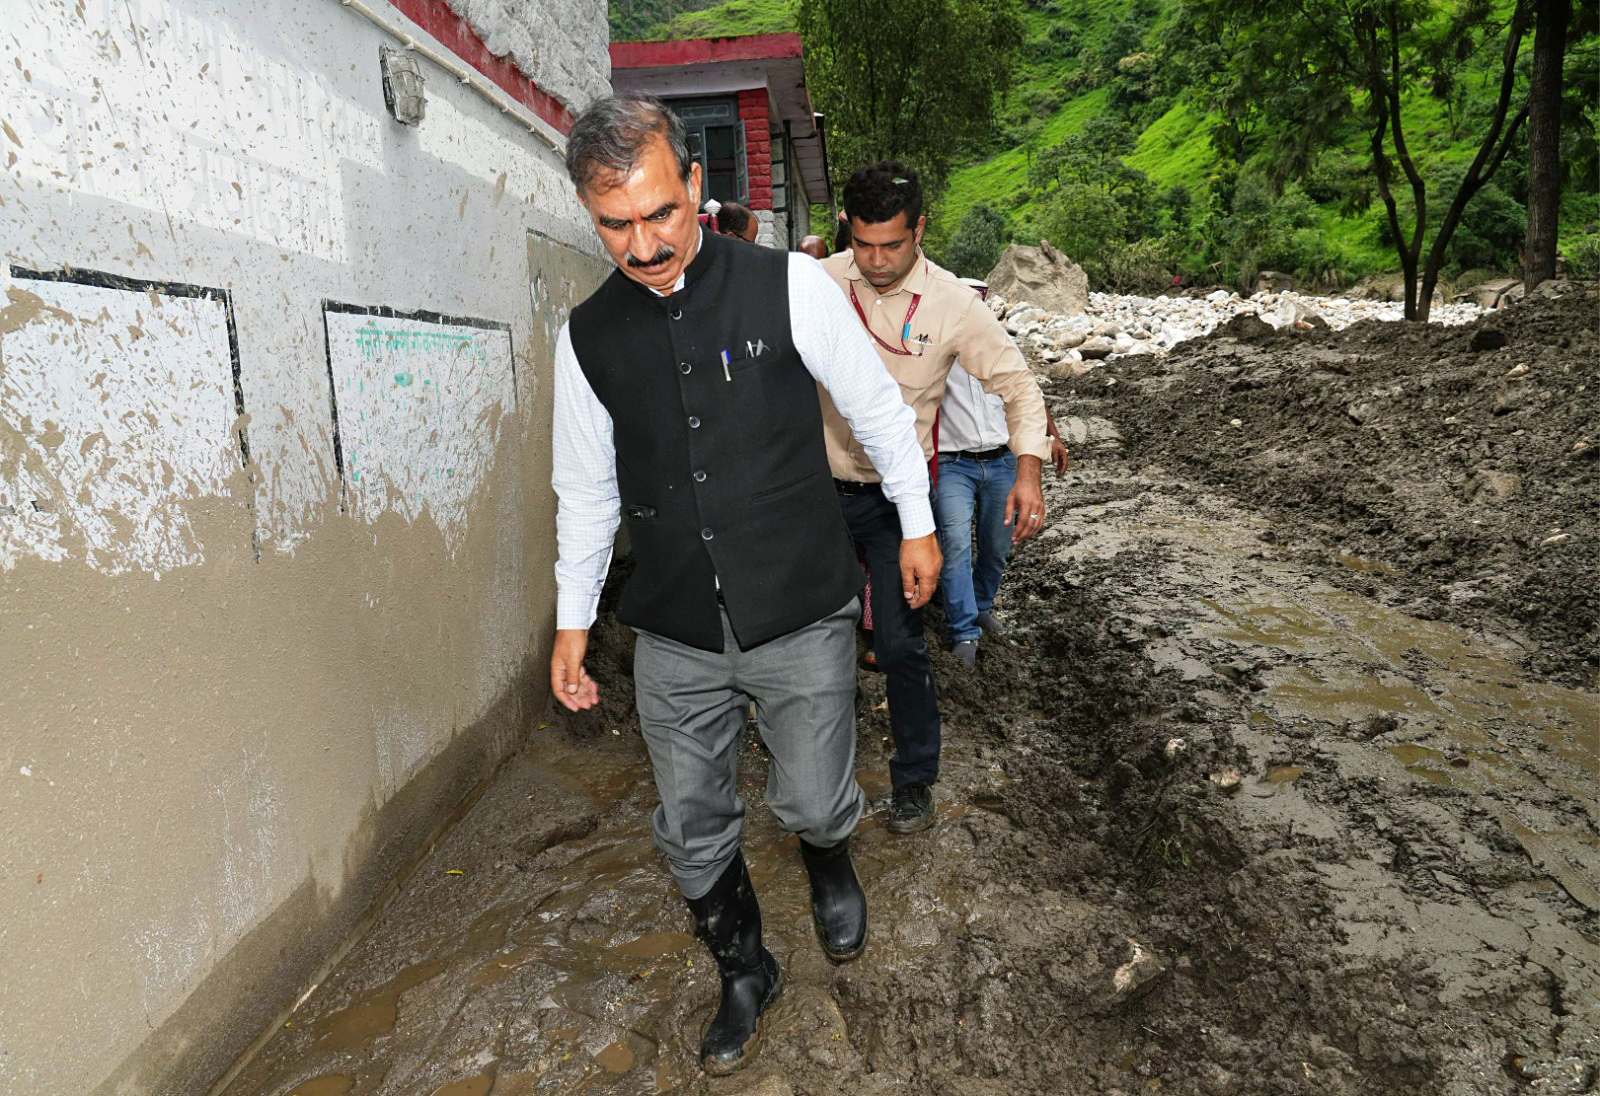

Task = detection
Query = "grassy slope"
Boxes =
[928,3,1134,248]
[933,89,1111,239]
[611,0,726,41]
[646,0,796,39]
[1124,102,1210,189]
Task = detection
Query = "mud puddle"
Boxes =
[1085,504,1600,914]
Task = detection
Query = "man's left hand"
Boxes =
[1049,436,1070,479]
[1004,454,1046,543]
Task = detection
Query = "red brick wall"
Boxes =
[737,88,773,209]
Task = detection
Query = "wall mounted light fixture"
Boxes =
[380,45,426,125]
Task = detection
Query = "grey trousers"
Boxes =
[633,598,866,900]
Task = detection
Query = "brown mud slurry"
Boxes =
[228,292,1598,1096]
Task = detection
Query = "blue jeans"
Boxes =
[934,451,1016,643]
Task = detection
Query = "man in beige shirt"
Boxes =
[820,160,1051,834]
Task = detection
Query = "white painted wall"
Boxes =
[3,0,603,564]
[0,1,608,1092]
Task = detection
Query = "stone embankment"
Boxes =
[991,286,1491,375]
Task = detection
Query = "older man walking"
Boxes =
[549,94,939,1074]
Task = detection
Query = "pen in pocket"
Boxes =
[720,349,731,381]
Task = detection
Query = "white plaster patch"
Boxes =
[132,902,211,1029]
[375,699,435,803]
[1,274,241,574]
[323,307,513,548]
[213,744,281,940]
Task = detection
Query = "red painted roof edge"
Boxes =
[389,0,574,134]
[610,33,804,69]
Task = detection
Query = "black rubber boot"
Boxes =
[798,836,867,962]
[684,853,782,1075]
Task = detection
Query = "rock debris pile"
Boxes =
[989,286,1490,377]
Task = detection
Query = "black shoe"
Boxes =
[684,854,782,1075]
[798,837,867,962]
[886,782,935,834]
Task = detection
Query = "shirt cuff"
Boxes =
[1010,434,1054,462]
[895,496,936,539]
[555,589,600,632]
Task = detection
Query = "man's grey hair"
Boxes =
[566,93,694,194]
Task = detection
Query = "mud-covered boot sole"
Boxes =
[700,965,783,1076]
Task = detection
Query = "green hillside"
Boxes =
[609,0,728,41]
[613,0,1600,289]
[654,0,796,37]
[612,0,797,40]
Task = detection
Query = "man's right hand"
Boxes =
[899,533,942,609]
[551,628,600,711]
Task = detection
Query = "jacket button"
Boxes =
[687,416,701,428]
[679,362,692,374]
[701,527,713,540]
[693,470,706,483]
[670,308,683,320]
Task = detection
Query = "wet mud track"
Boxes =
[228,307,1598,1096]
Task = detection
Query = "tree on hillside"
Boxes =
[943,204,1010,278]
[1185,0,1540,320]
[1028,114,1155,206]
[798,0,1025,188]
[1523,0,1599,286]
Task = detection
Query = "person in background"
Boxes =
[799,235,829,261]
[551,94,938,1075]
[935,360,1070,666]
[716,200,759,243]
[818,161,1050,836]
[699,196,722,233]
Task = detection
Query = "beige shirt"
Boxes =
[818,249,1050,483]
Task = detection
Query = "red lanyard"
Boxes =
[848,272,925,356]
[847,265,937,484]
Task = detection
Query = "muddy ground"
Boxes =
[1100,290,1599,686]
[226,292,1598,1096]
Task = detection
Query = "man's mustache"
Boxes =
[627,246,675,269]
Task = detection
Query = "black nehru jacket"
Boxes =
[567,230,862,652]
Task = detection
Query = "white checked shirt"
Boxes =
[552,251,933,631]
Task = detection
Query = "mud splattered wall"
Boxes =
[0,1,608,1092]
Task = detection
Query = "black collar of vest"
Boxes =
[614,228,727,305]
